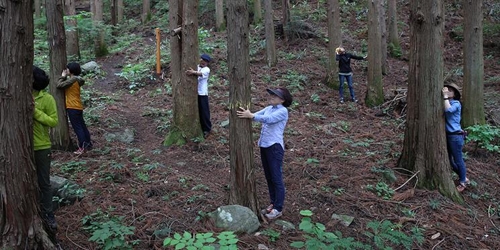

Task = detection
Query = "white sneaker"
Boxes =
[265,209,282,219]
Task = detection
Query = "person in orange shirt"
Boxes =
[57,62,92,154]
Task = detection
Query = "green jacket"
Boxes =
[33,90,58,151]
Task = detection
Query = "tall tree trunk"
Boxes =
[264,0,277,67]
[164,0,202,146]
[398,0,462,202]
[65,0,81,60]
[282,0,290,41]
[117,0,124,23]
[47,0,72,150]
[387,0,401,57]
[462,0,485,127]
[111,0,118,26]
[35,0,42,18]
[227,0,259,213]
[215,0,225,31]
[142,0,151,23]
[326,0,341,88]
[379,0,388,75]
[0,0,56,248]
[93,0,108,57]
[253,0,262,24]
[366,0,384,107]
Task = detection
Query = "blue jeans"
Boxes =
[339,74,356,100]
[67,109,92,149]
[446,134,466,183]
[260,143,285,212]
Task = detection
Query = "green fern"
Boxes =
[290,210,370,250]
[364,220,424,250]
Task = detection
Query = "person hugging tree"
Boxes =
[57,62,92,154]
[335,47,367,103]
[33,66,59,230]
[237,87,294,220]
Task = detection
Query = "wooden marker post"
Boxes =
[156,28,161,75]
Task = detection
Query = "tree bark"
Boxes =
[398,0,462,202]
[215,0,225,31]
[282,0,290,41]
[462,0,485,127]
[35,0,42,18]
[93,0,108,57]
[227,0,259,214]
[164,0,202,146]
[142,0,151,23]
[111,0,118,26]
[379,0,388,75]
[366,0,384,107]
[253,0,262,24]
[326,0,341,88]
[47,0,73,151]
[387,0,401,57]
[264,0,277,67]
[65,0,81,60]
[117,0,124,23]
[0,0,56,248]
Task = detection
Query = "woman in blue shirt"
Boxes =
[442,83,468,192]
[237,87,293,219]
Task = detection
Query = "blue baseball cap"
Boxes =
[201,54,211,62]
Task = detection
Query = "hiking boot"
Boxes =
[339,98,344,104]
[265,209,282,220]
[45,213,58,230]
[352,98,358,103]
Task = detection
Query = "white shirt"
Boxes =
[197,65,210,96]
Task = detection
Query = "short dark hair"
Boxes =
[33,66,50,91]
[277,87,293,107]
[67,62,82,76]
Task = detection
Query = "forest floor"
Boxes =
[50,1,500,250]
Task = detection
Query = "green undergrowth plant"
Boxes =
[364,220,424,250]
[465,124,500,153]
[290,210,370,249]
[82,209,136,250]
[163,231,238,250]
[366,182,394,200]
[261,228,281,242]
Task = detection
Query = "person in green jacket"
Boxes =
[33,66,59,230]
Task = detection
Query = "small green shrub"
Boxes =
[364,220,424,250]
[388,42,402,58]
[366,182,394,200]
[261,228,281,242]
[465,124,500,153]
[163,231,238,249]
[290,210,370,249]
[82,210,136,250]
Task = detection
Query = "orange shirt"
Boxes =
[57,76,85,110]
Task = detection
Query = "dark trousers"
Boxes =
[35,149,53,215]
[67,109,92,149]
[198,95,212,133]
[260,143,285,212]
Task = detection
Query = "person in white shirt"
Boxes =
[186,54,212,138]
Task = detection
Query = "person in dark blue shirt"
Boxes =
[336,47,366,103]
[237,87,293,220]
